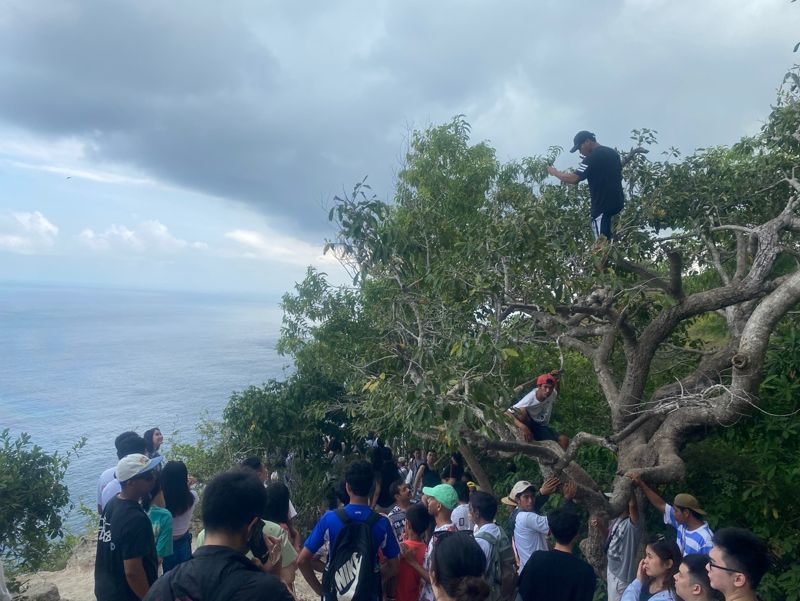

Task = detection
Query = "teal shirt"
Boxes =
[148,506,174,558]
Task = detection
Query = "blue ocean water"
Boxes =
[0,282,289,532]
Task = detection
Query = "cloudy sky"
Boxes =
[0,0,797,295]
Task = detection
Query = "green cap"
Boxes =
[422,484,459,510]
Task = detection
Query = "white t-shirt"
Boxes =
[512,387,557,425]
[96,466,116,508]
[451,504,473,531]
[100,478,122,511]
[474,523,503,567]
[514,510,549,572]
[172,489,200,537]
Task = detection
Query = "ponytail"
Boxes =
[453,576,490,601]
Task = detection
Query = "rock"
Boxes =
[18,581,59,601]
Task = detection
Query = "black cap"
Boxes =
[570,130,596,153]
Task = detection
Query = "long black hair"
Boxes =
[143,428,161,457]
[431,531,490,601]
[161,460,195,517]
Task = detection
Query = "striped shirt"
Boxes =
[664,504,714,556]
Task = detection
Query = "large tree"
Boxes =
[280,71,800,569]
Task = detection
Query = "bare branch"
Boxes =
[552,432,618,473]
[701,232,731,285]
[667,250,685,300]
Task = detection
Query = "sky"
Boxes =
[0,0,797,296]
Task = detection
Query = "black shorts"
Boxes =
[509,408,560,442]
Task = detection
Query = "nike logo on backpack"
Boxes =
[334,552,363,600]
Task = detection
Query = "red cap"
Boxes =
[536,373,556,387]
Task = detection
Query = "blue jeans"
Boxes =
[162,531,192,572]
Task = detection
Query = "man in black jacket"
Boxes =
[547,130,625,241]
[144,470,292,601]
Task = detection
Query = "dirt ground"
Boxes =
[25,536,317,601]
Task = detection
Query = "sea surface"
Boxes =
[0,282,289,532]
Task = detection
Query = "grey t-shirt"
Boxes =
[606,516,642,584]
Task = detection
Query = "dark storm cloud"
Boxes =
[0,1,796,235]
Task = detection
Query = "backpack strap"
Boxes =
[364,511,381,528]
[475,531,498,546]
[336,507,351,525]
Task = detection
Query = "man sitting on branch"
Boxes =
[508,372,569,450]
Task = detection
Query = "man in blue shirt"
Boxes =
[297,460,400,598]
[627,472,713,556]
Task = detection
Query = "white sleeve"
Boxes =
[512,389,539,409]
[517,511,549,533]
[288,500,298,520]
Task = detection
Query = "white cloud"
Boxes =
[79,220,204,255]
[0,210,58,254]
[224,228,338,268]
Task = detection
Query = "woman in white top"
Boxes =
[621,537,681,601]
[161,460,199,572]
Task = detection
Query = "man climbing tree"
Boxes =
[547,130,625,240]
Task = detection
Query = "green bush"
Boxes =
[0,430,81,575]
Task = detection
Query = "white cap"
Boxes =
[116,453,163,483]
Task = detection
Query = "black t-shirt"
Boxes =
[518,549,596,601]
[95,495,158,601]
[576,145,625,218]
[143,545,295,601]
[377,462,400,507]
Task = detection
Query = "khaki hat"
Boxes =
[673,493,706,515]
[116,453,163,483]
[501,480,535,506]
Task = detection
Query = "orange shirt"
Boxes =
[396,539,427,601]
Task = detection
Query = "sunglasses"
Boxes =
[708,560,740,574]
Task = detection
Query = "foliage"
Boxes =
[0,429,82,574]
[679,321,800,601]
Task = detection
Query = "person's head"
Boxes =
[708,528,770,596]
[114,431,146,460]
[202,470,268,543]
[142,471,163,512]
[413,448,422,459]
[423,484,458,519]
[453,480,470,504]
[116,453,163,500]
[672,493,706,525]
[161,460,195,517]
[345,459,374,498]
[406,502,432,538]
[240,456,268,483]
[570,130,598,156]
[502,480,536,511]
[547,507,581,546]
[469,491,497,525]
[644,538,682,590]
[397,457,407,467]
[264,482,291,524]
[675,554,721,600]
[390,481,412,505]
[535,373,556,401]
[426,449,437,465]
[431,531,490,601]
[142,428,163,455]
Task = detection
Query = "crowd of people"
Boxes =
[94,417,771,601]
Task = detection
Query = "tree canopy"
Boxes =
[276,68,800,575]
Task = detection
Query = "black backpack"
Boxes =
[322,508,382,601]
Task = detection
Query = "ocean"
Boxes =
[0,282,289,532]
